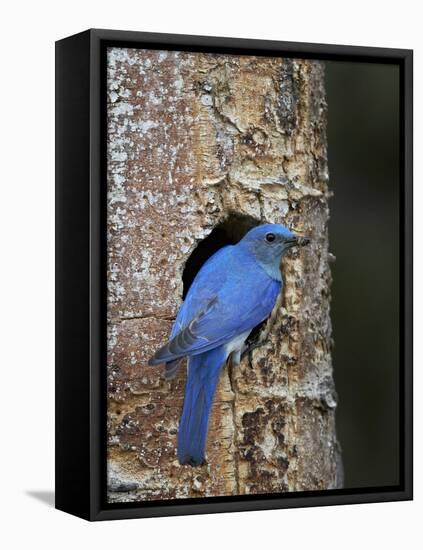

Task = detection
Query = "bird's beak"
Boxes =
[286,236,310,249]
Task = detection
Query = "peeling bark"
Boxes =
[106,47,342,502]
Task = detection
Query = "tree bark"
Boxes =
[106,47,343,502]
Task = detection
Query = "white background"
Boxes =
[0,1,420,548]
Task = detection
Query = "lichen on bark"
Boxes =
[106,47,342,502]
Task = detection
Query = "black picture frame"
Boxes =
[55,28,413,521]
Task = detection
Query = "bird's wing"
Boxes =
[149,297,223,364]
[169,245,232,338]
[159,246,233,376]
[149,256,280,365]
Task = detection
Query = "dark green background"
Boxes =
[325,61,400,488]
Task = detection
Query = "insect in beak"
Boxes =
[297,236,310,247]
[285,236,310,249]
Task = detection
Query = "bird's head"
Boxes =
[238,223,310,280]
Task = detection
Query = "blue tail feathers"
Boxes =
[177,347,226,466]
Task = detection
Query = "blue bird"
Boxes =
[149,223,309,466]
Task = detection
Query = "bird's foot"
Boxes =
[241,341,263,361]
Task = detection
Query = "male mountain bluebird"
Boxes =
[149,223,309,466]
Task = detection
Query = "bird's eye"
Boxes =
[265,233,275,243]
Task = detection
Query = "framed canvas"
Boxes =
[55,29,413,521]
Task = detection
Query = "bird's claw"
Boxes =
[241,341,262,361]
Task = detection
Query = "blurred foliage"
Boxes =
[325,61,400,488]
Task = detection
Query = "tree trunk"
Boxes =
[106,47,343,502]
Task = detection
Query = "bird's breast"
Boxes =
[224,330,251,356]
